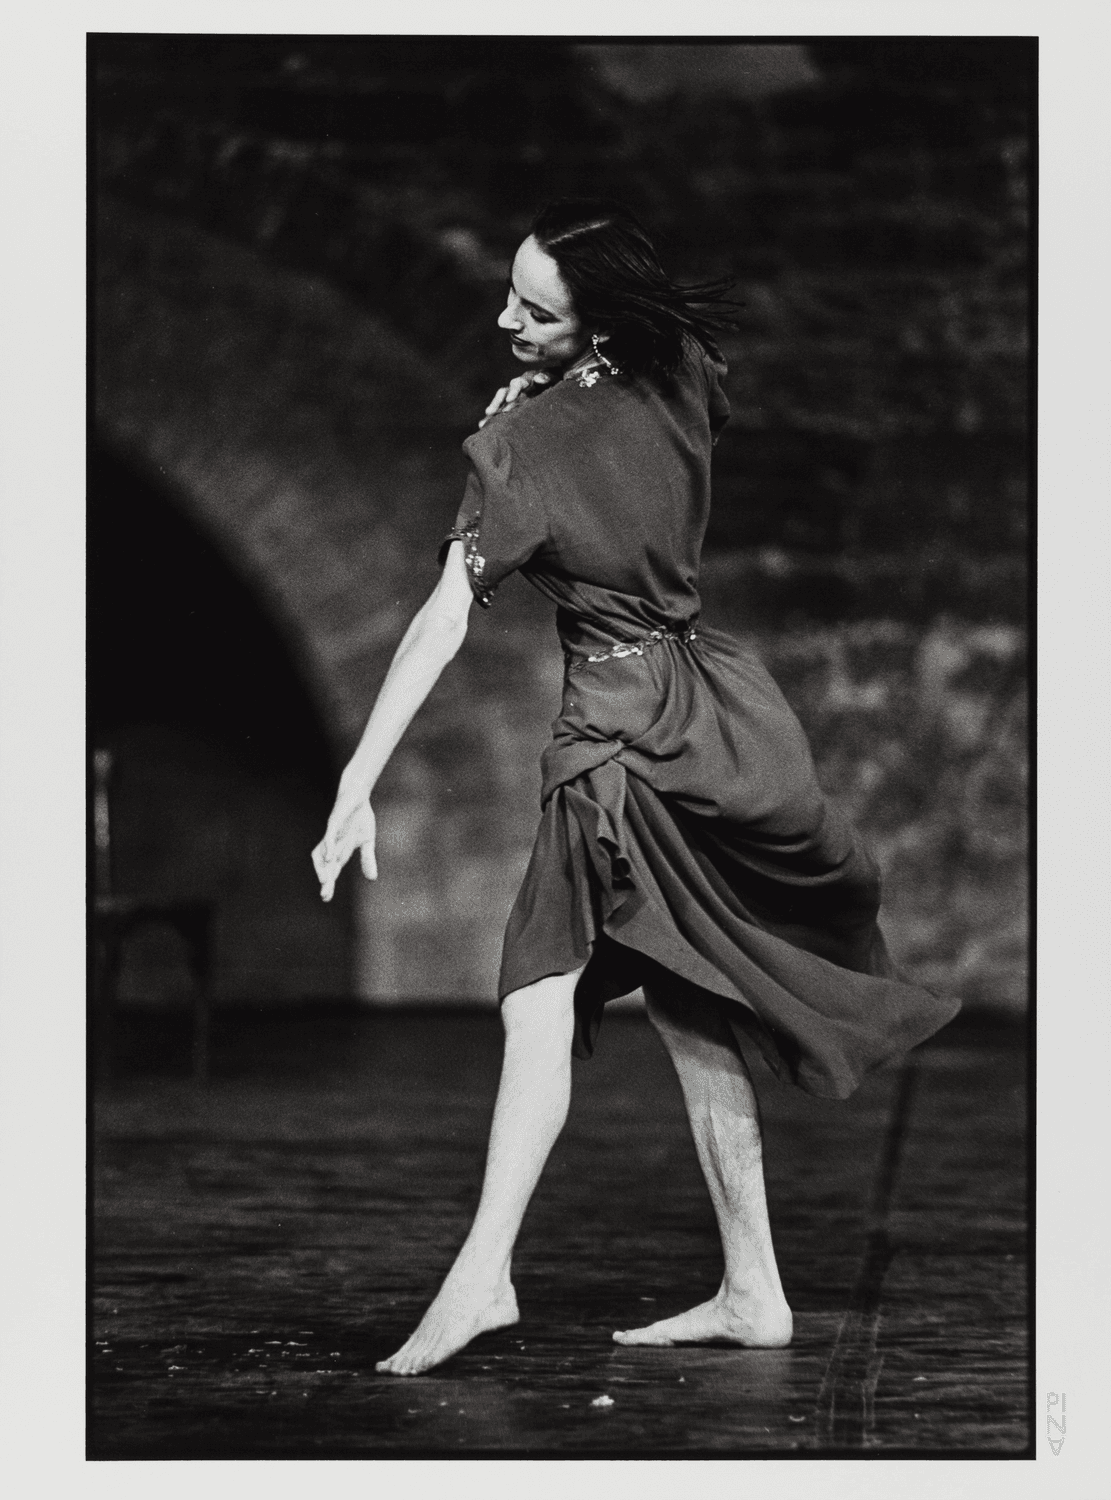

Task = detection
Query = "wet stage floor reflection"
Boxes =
[91,1007,1028,1457]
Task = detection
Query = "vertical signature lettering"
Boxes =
[1047,1392,1065,1455]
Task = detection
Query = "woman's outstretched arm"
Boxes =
[312,541,474,901]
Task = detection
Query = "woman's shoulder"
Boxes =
[460,392,568,495]
[464,340,728,464]
[678,335,728,389]
[678,338,731,438]
[464,371,607,459]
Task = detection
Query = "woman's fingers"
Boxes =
[311,838,333,884]
[355,804,377,880]
[480,385,509,429]
[484,376,529,415]
[316,836,375,899]
[314,848,338,903]
[480,370,554,428]
[313,836,345,902]
[313,798,376,899]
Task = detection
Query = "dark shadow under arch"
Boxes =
[90,444,335,788]
[89,444,348,1007]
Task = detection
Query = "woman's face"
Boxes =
[497,236,591,370]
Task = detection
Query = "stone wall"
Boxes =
[92,39,1030,1010]
[95,36,1031,596]
[95,198,564,1003]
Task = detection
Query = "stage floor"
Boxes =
[91,1006,1028,1458]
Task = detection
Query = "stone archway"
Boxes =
[95,197,564,1002]
[96,196,476,746]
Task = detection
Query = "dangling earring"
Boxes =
[592,333,621,375]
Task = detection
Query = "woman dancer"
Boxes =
[312,200,958,1377]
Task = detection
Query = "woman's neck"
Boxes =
[560,346,597,380]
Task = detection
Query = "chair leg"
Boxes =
[94,932,122,1086]
[192,984,210,1083]
[184,913,212,1083]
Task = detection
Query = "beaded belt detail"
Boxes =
[564,622,699,674]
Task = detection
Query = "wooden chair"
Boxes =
[92,748,215,1081]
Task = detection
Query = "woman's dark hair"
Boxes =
[530,199,737,380]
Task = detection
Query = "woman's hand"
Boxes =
[478,369,553,427]
[312,783,377,903]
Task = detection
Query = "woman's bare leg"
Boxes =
[376,967,581,1376]
[614,981,792,1348]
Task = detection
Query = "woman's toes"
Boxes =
[613,1328,660,1345]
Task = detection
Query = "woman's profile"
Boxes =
[312,200,959,1378]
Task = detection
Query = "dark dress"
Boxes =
[441,347,959,1100]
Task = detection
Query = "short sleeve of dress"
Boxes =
[437,423,550,608]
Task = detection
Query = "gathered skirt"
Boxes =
[498,626,959,1101]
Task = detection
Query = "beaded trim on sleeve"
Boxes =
[443,525,494,608]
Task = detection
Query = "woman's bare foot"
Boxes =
[375,1268,520,1377]
[613,1285,792,1349]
